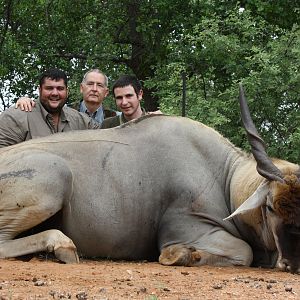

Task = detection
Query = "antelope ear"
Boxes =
[224,181,269,220]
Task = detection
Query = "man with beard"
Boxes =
[0,68,100,148]
[15,69,119,125]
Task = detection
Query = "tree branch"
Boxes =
[52,51,131,65]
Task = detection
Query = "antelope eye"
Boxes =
[266,205,274,213]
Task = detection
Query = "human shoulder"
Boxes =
[62,106,101,129]
[0,100,47,130]
[62,105,91,123]
[0,105,34,122]
[103,108,119,119]
[63,105,86,117]
[101,115,121,129]
[0,105,34,147]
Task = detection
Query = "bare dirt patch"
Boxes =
[0,257,299,299]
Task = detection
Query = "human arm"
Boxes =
[15,97,36,112]
[147,110,163,115]
[0,109,28,147]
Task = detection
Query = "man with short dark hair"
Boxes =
[101,75,146,128]
[15,68,119,125]
[0,68,100,148]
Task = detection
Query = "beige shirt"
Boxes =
[0,100,101,148]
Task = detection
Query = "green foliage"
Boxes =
[0,0,299,161]
[147,4,300,161]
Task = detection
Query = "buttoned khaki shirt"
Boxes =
[0,100,101,148]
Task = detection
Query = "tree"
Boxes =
[1,0,202,110]
[148,4,300,161]
[0,0,299,160]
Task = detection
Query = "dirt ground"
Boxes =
[0,256,300,300]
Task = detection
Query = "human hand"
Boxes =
[15,97,36,112]
[147,110,163,115]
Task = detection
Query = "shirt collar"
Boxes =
[79,101,104,124]
[37,99,68,122]
[120,108,146,124]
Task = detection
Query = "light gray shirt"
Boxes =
[0,100,100,148]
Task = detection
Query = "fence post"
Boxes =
[181,71,186,117]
